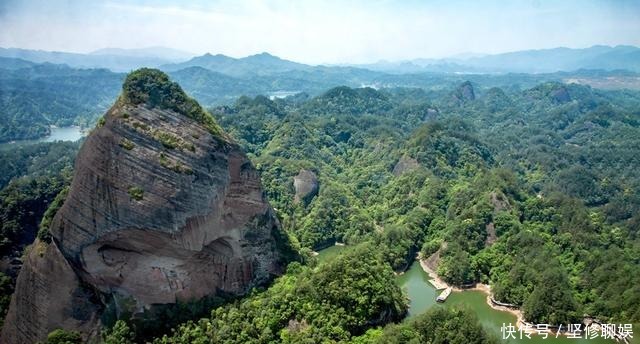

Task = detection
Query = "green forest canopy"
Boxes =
[1,77,639,342]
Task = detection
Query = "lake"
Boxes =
[268,91,301,100]
[318,246,623,344]
[0,126,85,150]
[315,244,347,263]
[41,126,85,142]
[399,262,616,344]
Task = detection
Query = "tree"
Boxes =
[102,320,135,344]
[523,267,579,325]
[44,329,82,344]
[438,244,476,286]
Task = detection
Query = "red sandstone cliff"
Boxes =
[1,69,293,343]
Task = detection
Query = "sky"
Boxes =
[0,0,639,64]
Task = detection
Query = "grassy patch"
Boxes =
[154,131,180,149]
[131,121,150,131]
[128,118,196,152]
[127,186,144,201]
[159,153,193,174]
[152,130,195,152]
[119,138,135,150]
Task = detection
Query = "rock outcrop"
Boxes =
[425,108,438,121]
[293,170,319,205]
[451,81,475,105]
[1,69,293,343]
[392,156,420,176]
[551,86,571,103]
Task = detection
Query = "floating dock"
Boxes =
[436,287,452,302]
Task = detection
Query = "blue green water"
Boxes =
[318,246,625,344]
[399,263,615,344]
[0,126,85,150]
[42,126,85,142]
[316,245,347,264]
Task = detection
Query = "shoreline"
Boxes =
[419,257,532,334]
[475,283,529,333]
[417,257,630,342]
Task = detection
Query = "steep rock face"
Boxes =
[1,242,102,343]
[1,69,292,343]
[293,169,319,205]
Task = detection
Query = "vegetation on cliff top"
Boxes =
[121,68,223,136]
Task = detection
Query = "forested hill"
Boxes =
[0,74,639,342]
[0,63,123,142]
[210,80,640,328]
[120,79,640,343]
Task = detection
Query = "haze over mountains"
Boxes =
[0,47,193,72]
[1,45,639,74]
[1,44,639,144]
[1,44,639,143]
[359,45,640,74]
[89,46,194,61]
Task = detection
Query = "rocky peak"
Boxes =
[121,68,224,136]
[551,86,571,103]
[451,81,476,105]
[1,69,294,343]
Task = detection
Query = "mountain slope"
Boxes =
[0,57,35,70]
[0,63,123,142]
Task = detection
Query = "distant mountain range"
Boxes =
[1,46,639,143]
[0,47,193,72]
[0,45,638,74]
[160,52,311,76]
[89,46,194,61]
[359,45,640,74]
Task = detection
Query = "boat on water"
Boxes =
[436,287,452,302]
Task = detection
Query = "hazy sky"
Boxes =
[1,0,639,64]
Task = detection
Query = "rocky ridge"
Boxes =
[1,69,294,343]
